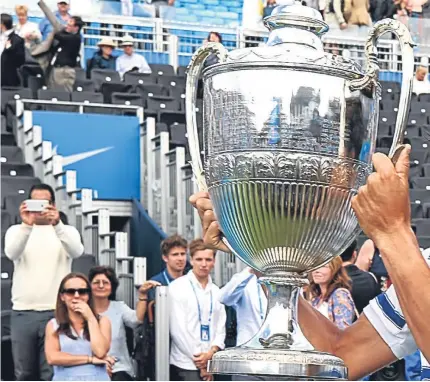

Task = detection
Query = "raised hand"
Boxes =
[138,280,161,297]
[42,204,60,225]
[19,202,34,226]
[72,301,95,321]
[189,191,230,253]
[351,146,411,247]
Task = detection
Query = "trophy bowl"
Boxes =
[185,2,414,379]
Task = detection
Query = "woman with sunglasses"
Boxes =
[45,273,113,381]
[88,266,160,381]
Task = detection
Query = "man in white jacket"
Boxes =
[4,183,84,381]
[169,239,226,381]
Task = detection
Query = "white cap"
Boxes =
[97,37,117,48]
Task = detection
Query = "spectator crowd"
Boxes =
[4,180,421,381]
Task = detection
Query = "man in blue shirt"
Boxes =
[148,234,187,301]
[39,0,71,41]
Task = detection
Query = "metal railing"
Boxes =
[140,117,201,240]
[15,99,147,308]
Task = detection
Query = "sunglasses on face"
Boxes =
[62,288,90,296]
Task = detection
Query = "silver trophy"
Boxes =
[185,2,414,379]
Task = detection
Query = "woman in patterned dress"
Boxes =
[307,256,357,329]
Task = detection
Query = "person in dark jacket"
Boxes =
[87,37,117,76]
[1,13,25,87]
[340,240,381,314]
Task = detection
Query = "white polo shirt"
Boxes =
[363,248,430,380]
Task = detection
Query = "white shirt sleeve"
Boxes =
[138,54,152,74]
[218,268,254,307]
[4,224,33,261]
[211,296,226,350]
[363,248,430,359]
[118,301,142,328]
[54,221,84,259]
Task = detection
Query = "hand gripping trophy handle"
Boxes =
[349,19,415,163]
[185,42,229,192]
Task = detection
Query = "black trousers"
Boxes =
[11,310,55,381]
[170,365,201,381]
[111,370,134,381]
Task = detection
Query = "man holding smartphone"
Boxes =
[4,183,84,381]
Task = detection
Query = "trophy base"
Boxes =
[208,347,347,380]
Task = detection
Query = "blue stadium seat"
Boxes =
[217,11,239,20]
[200,17,224,25]
[212,5,229,12]
[203,0,220,5]
[187,3,205,9]
[194,10,216,17]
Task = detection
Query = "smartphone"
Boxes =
[25,199,49,212]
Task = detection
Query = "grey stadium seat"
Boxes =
[0,256,14,280]
[149,64,175,77]
[1,163,34,177]
[72,255,96,274]
[1,280,12,311]
[411,177,430,190]
[1,146,24,163]
[1,176,40,202]
[90,69,121,91]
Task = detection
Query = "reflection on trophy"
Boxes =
[185,1,414,379]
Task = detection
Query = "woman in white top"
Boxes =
[88,266,160,381]
[14,5,41,48]
[306,257,356,329]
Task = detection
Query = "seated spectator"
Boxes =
[15,5,42,48]
[263,0,277,18]
[88,266,160,381]
[87,38,117,73]
[1,13,25,87]
[4,184,84,380]
[39,0,71,41]
[413,65,430,95]
[45,273,113,381]
[116,35,152,79]
[306,257,357,329]
[203,32,223,68]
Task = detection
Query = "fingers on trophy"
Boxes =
[185,1,414,379]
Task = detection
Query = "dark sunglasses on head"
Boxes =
[62,288,90,296]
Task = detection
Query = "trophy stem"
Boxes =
[208,272,348,379]
[245,273,310,350]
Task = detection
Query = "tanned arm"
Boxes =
[298,297,396,380]
[352,146,430,362]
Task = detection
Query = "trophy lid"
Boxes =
[264,1,329,36]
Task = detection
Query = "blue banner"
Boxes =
[32,111,140,200]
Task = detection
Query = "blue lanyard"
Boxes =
[163,271,170,285]
[257,281,264,321]
[189,280,213,324]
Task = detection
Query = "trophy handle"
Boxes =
[185,42,229,191]
[348,19,415,160]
